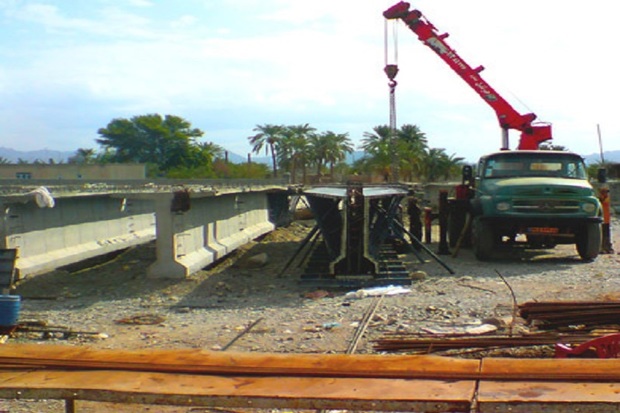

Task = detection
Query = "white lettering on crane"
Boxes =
[426,37,448,54]
[427,36,498,102]
[426,37,467,70]
[470,75,498,102]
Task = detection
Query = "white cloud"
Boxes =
[0,0,619,157]
[127,0,153,7]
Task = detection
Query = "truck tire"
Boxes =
[472,217,495,260]
[576,222,602,261]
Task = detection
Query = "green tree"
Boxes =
[68,148,96,164]
[312,131,353,178]
[165,142,224,179]
[96,114,205,174]
[397,124,428,181]
[212,159,271,179]
[287,123,316,183]
[280,124,316,184]
[361,125,395,181]
[248,124,284,178]
[420,148,464,182]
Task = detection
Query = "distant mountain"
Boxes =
[7,145,617,167]
[0,146,372,166]
[0,147,74,163]
[583,150,620,164]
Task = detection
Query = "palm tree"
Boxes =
[362,125,394,181]
[397,124,428,181]
[248,124,284,178]
[420,148,464,182]
[282,124,316,184]
[323,132,353,178]
[310,131,352,176]
[68,148,96,164]
[439,152,466,180]
[196,142,224,163]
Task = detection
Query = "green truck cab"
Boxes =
[469,150,603,261]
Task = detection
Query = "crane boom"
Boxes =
[383,2,552,150]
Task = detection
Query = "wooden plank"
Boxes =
[478,381,620,413]
[0,369,476,412]
[4,344,620,410]
[5,345,620,382]
[481,357,620,382]
[0,344,480,380]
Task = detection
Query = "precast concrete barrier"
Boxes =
[0,193,156,279]
[147,190,276,279]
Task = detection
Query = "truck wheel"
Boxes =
[472,217,495,260]
[576,223,602,261]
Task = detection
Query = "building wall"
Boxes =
[0,164,146,180]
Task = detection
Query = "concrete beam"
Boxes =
[0,183,286,281]
[0,194,156,278]
[147,191,275,279]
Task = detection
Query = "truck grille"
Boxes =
[514,187,581,196]
[512,199,580,214]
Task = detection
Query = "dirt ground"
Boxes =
[2,216,620,412]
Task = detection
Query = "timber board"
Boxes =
[0,369,476,411]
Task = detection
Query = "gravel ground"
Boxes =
[2,216,620,412]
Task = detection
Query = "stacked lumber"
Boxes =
[0,344,481,412]
[373,332,600,353]
[0,344,619,410]
[519,301,620,328]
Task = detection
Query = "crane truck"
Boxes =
[384,2,603,261]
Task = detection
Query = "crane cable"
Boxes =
[384,18,399,182]
[384,19,399,129]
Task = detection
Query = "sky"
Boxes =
[1,0,619,162]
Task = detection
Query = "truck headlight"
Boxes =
[496,202,511,211]
[582,203,596,213]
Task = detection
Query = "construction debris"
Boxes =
[373,332,612,354]
[115,314,166,325]
[519,300,620,329]
[14,321,106,340]
[220,318,264,351]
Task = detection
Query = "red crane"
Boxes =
[383,2,552,150]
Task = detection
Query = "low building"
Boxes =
[0,163,146,180]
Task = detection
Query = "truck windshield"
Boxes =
[482,154,587,179]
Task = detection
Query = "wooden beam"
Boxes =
[0,369,476,412]
[1,344,620,411]
[477,357,620,412]
[0,343,480,380]
[3,344,620,382]
[481,357,620,381]
[478,381,620,413]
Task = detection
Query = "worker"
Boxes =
[407,198,423,248]
[599,187,614,254]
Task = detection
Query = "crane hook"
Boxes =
[384,64,399,82]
